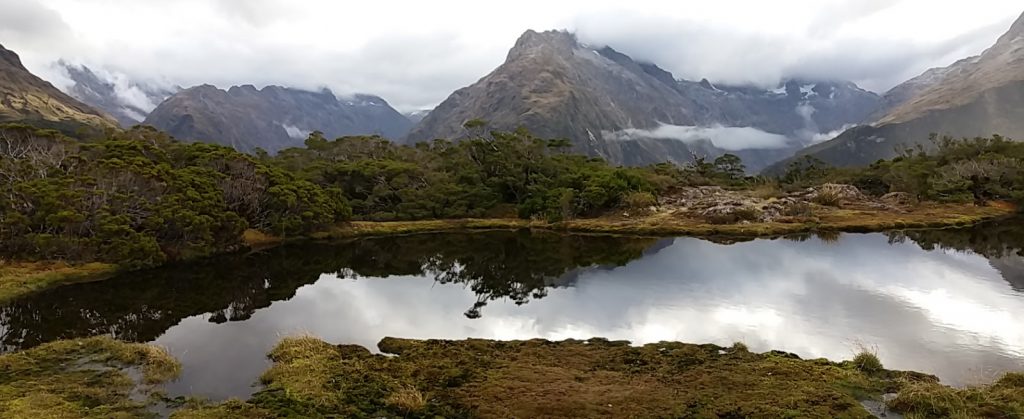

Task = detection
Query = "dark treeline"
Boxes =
[0,124,348,268]
[1,121,1021,269]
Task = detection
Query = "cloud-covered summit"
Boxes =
[1,0,1020,111]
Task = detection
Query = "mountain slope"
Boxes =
[783,11,1024,168]
[408,30,882,170]
[60,63,178,127]
[0,44,117,129]
[143,85,413,153]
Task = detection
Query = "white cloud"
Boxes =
[607,124,793,150]
[280,123,310,140]
[1,0,1021,111]
[809,124,857,144]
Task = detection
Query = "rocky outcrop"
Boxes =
[648,184,903,225]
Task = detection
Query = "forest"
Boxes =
[1,122,1021,269]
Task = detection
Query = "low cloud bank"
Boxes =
[808,124,857,145]
[606,124,793,151]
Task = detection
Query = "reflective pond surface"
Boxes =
[2,222,1023,400]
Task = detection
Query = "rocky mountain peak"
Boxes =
[507,30,577,61]
[997,11,1024,44]
[0,45,25,70]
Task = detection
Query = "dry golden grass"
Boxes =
[0,260,117,302]
[317,202,1012,241]
[241,229,282,248]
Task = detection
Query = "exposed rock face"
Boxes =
[60,62,178,127]
[407,30,882,171]
[780,11,1024,168]
[144,85,413,153]
[0,44,117,129]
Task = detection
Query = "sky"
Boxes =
[1,0,1022,112]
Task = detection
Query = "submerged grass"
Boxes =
[0,336,180,418]
[0,260,118,303]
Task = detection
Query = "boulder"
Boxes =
[880,192,916,206]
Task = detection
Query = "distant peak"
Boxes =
[0,44,26,70]
[508,29,577,61]
[996,11,1024,44]
[228,84,259,95]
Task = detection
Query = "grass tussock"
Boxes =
[0,336,181,418]
[812,189,844,206]
[887,372,1024,418]
[0,260,117,303]
[852,351,884,374]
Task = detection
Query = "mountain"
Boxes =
[143,84,413,153]
[407,30,882,171]
[60,62,178,127]
[403,109,431,124]
[0,44,117,130]
[782,11,1024,168]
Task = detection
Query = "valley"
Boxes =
[2,3,1024,418]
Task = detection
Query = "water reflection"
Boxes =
[0,222,1022,400]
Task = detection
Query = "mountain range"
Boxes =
[4,9,1024,169]
[779,11,1024,168]
[60,62,178,128]
[408,30,883,171]
[142,84,413,153]
[0,44,117,130]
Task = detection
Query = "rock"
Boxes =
[880,192,916,206]
[697,201,764,224]
[799,183,866,202]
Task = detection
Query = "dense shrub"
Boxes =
[0,125,350,268]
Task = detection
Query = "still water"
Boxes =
[1,223,1023,400]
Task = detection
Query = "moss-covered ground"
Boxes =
[0,336,180,418]
[0,260,117,303]
[171,336,1024,419]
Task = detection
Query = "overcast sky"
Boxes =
[1,0,1021,111]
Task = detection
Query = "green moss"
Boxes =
[0,261,118,303]
[182,337,927,418]
[0,336,180,418]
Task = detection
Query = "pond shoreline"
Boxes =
[318,201,1013,239]
[1,201,1014,303]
